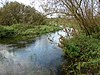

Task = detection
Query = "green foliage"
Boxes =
[0,24,61,40]
[59,34,100,74]
[0,26,17,38]
[0,1,47,25]
[92,26,100,40]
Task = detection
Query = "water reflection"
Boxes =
[0,30,67,75]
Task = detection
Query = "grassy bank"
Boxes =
[59,33,100,75]
[52,18,100,75]
[0,24,62,43]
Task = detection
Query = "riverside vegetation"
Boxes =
[58,14,100,75]
[0,24,61,41]
[59,33,100,75]
[0,1,100,75]
[56,0,100,74]
[0,1,61,43]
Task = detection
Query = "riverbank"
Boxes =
[0,24,62,44]
[0,27,64,75]
[59,33,100,75]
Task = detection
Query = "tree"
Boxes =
[0,1,47,25]
[0,0,9,6]
[31,0,100,35]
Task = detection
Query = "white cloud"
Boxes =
[10,0,30,5]
[9,0,43,12]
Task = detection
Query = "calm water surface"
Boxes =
[0,30,67,75]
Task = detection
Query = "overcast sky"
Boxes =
[10,0,30,5]
[9,0,43,12]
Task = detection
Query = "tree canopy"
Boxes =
[31,0,100,35]
[0,1,47,25]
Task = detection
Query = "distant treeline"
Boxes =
[0,1,47,25]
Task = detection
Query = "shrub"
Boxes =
[0,26,17,38]
[59,34,100,74]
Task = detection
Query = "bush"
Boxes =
[59,34,100,74]
[92,26,100,40]
[0,26,17,38]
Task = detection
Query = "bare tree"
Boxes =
[0,0,9,6]
[31,0,100,35]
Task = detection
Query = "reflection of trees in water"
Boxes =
[0,52,6,62]
[0,50,14,63]
[0,50,32,75]
[0,32,63,75]
[0,37,36,49]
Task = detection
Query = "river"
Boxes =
[0,30,68,75]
